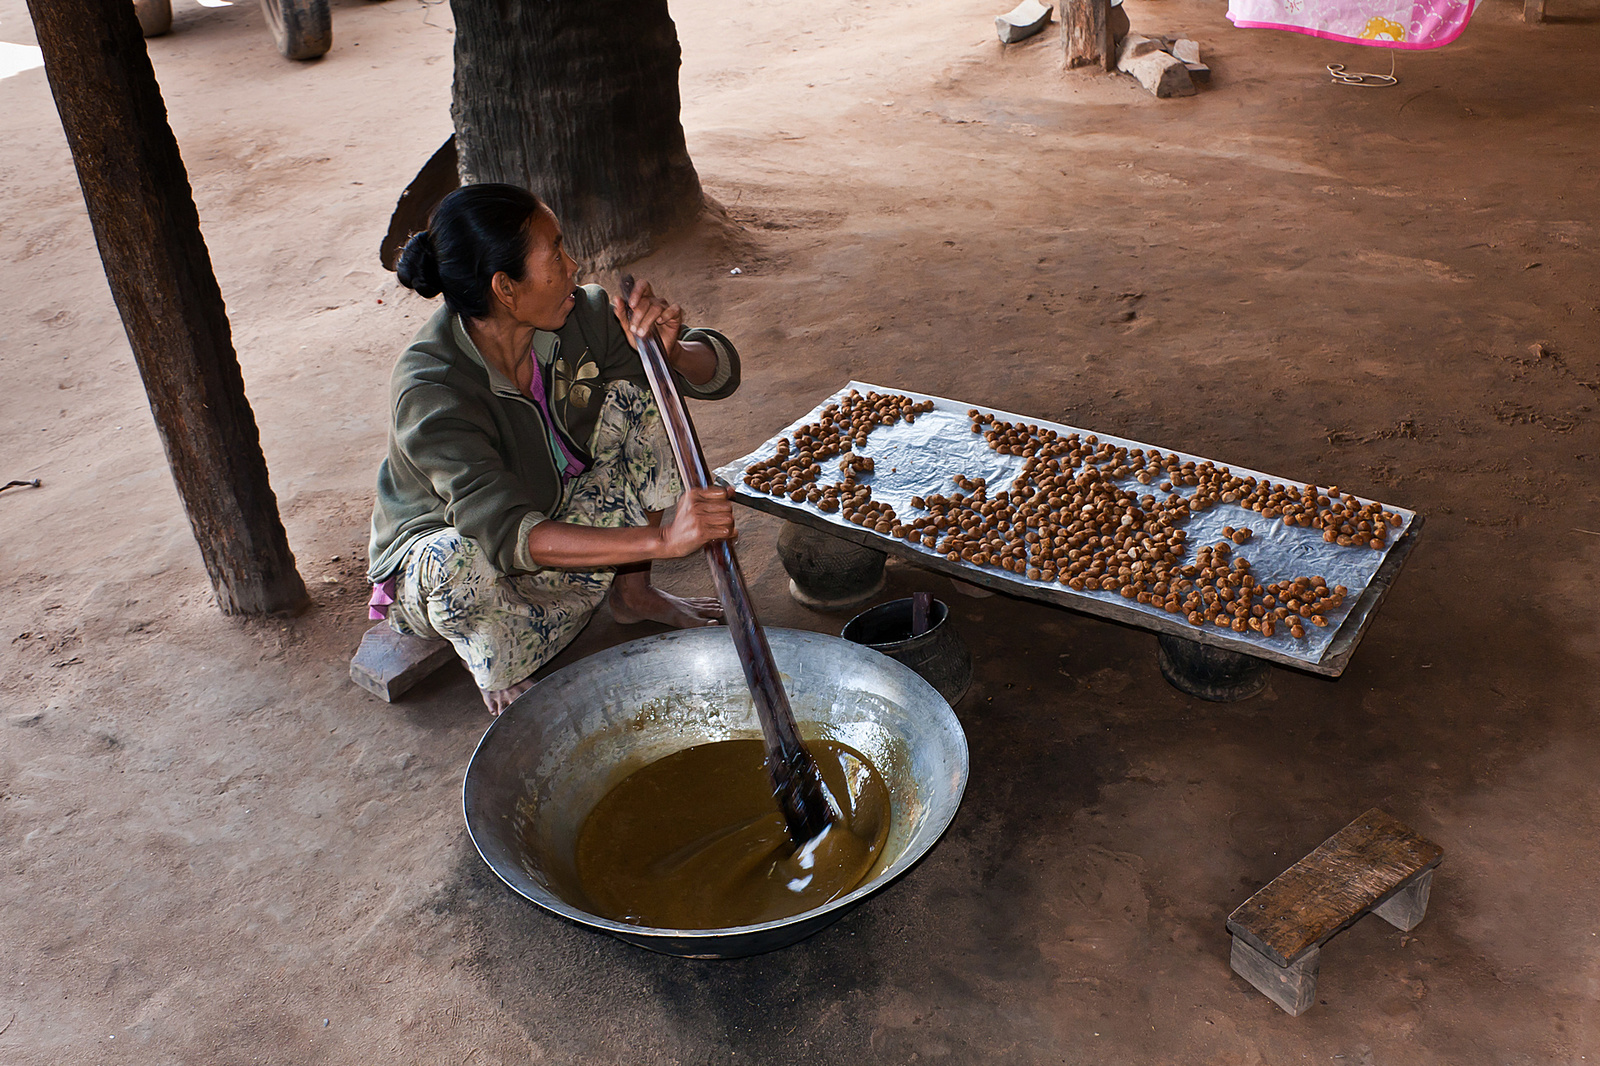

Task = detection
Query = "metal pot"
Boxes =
[841,598,974,706]
[462,627,969,958]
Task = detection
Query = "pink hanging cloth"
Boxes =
[1228,0,1481,48]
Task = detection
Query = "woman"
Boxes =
[367,184,741,714]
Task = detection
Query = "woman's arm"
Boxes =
[524,486,736,569]
[667,338,717,386]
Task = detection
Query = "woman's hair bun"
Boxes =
[396,185,542,318]
[396,230,442,298]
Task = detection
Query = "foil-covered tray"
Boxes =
[715,382,1422,677]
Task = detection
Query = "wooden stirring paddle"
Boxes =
[620,276,833,846]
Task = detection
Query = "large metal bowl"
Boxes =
[462,626,969,958]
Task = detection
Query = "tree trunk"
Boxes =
[26,0,308,616]
[449,0,704,271]
[1064,0,1113,70]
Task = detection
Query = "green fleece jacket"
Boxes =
[367,286,740,582]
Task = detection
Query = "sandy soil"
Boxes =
[2,0,1598,1061]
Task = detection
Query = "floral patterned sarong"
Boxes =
[385,381,681,691]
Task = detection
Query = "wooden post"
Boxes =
[25,0,308,615]
[1064,0,1113,70]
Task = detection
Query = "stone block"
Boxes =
[1185,62,1211,83]
[349,623,456,702]
[1170,37,1202,64]
[996,0,1053,43]
[1116,33,1163,63]
[1121,49,1196,97]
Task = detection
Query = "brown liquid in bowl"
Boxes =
[575,739,890,929]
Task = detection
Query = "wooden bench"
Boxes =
[349,623,456,702]
[1226,808,1443,1015]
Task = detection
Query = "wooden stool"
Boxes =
[349,623,456,702]
[1226,808,1442,1016]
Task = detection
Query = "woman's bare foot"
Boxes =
[481,676,535,716]
[608,572,723,628]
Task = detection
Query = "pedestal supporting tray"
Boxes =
[715,382,1422,678]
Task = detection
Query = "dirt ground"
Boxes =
[2,0,1598,1060]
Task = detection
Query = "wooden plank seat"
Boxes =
[1226,808,1443,1015]
[349,623,456,702]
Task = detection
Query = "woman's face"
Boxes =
[497,205,579,331]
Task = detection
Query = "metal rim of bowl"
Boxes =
[460,627,970,946]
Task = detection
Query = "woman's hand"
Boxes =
[658,485,737,558]
[613,278,683,360]
[612,277,719,385]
